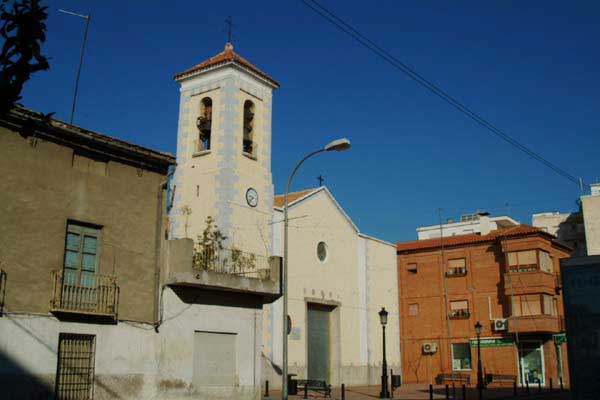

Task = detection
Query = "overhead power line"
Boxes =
[298,0,588,189]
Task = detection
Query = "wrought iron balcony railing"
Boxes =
[449,309,471,320]
[51,269,119,319]
[445,267,468,277]
[193,248,273,280]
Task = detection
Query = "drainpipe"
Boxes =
[154,166,175,332]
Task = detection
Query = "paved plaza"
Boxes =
[267,384,572,400]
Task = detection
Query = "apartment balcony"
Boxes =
[445,267,468,278]
[50,270,119,320]
[507,315,564,334]
[449,309,471,320]
[166,240,282,303]
[503,270,559,296]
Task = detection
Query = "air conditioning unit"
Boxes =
[423,342,438,354]
[493,318,508,332]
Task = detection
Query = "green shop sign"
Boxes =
[470,338,515,348]
[553,333,567,344]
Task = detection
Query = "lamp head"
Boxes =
[475,321,482,335]
[324,138,351,152]
[379,307,388,326]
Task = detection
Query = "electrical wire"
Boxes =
[298,0,588,189]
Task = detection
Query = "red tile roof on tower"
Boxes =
[173,42,280,88]
[396,225,570,253]
[273,188,320,208]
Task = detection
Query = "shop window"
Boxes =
[446,258,467,277]
[196,97,213,152]
[450,300,470,319]
[507,250,538,272]
[242,100,256,157]
[451,343,472,371]
[407,263,417,275]
[408,303,419,316]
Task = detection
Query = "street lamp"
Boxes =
[475,321,484,400]
[379,307,390,398]
[281,138,351,399]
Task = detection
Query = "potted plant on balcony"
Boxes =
[193,216,226,272]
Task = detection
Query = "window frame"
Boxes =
[407,263,418,275]
[63,221,102,286]
[408,303,419,316]
[449,299,470,319]
[451,343,472,371]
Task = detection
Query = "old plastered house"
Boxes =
[262,187,401,388]
[0,105,282,400]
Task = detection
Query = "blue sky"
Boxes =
[21,1,600,242]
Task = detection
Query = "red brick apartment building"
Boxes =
[396,225,571,387]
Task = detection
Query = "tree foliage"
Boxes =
[0,0,49,114]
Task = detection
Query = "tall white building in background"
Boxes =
[416,211,519,240]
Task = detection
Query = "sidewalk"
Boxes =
[266,384,572,400]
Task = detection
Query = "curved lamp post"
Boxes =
[475,321,484,400]
[281,138,351,400]
[379,307,390,398]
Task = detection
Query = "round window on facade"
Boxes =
[317,241,328,262]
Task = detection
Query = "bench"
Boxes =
[436,373,471,385]
[485,373,517,386]
[296,379,332,398]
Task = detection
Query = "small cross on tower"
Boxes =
[224,16,235,43]
[317,175,325,187]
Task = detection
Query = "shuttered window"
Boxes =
[539,251,553,273]
[64,223,101,288]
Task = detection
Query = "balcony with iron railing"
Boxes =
[50,269,119,320]
[449,309,471,320]
[445,266,468,278]
[166,240,282,303]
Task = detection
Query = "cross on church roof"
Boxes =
[318,175,324,187]
[224,16,235,43]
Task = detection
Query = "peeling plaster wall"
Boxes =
[0,289,264,400]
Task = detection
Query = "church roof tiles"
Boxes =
[173,43,280,88]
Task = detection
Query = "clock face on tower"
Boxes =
[246,188,258,207]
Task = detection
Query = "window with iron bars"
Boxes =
[55,333,96,400]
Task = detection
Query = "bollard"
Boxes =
[304,382,308,399]
[538,380,542,393]
[341,383,346,400]
[446,384,450,400]
[526,380,530,395]
[265,380,269,398]
[462,384,466,400]
[430,384,434,400]
[549,378,553,391]
[560,376,564,391]
[452,382,456,399]
[513,380,517,397]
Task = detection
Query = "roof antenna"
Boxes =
[59,9,91,125]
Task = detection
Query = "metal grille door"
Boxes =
[307,304,331,382]
[56,333,96,400]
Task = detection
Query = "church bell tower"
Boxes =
[170,42,280,256]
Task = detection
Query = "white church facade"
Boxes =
[262,187,401,388]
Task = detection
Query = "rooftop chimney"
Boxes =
[480,214,491,235]
[591,183,600,196]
